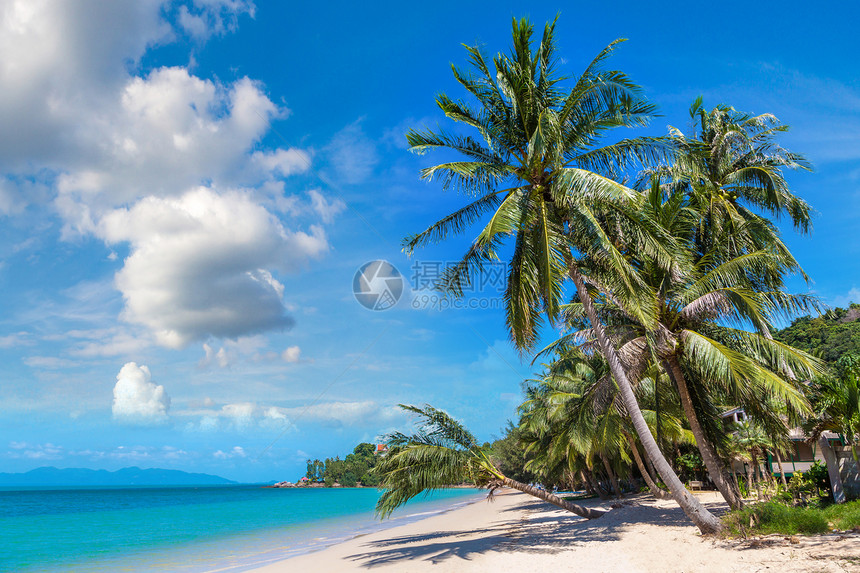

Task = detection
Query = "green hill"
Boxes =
[774,303,860,363]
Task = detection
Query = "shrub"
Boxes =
[722,501,829,536]
[822,500,860,530]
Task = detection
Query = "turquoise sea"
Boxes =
[0,485,484,572]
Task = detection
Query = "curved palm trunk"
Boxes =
[500,477,606,519]
[601,452,623,499]
[817,435,846,504]
[627,433,672,500]
[665,356,744,510]
[569,267,723,534]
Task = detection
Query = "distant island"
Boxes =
[0,466,236,486]
[270,442,385,488]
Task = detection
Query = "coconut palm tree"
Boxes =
[808,353,860,465]
[402,16,723,533]
[645,98,813,257]
[556,174,823,510]
[733,420,772,498]
[519,349,694,501]
[375,404,605,519]
[803,353,860,504]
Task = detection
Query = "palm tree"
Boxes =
[548,240,820,510]
[647,98,813,256]
[403,16,723,533]
[803,353,860,504]
[375,404,605,519]
[519,352,682,501]
[733,420,771,498]
[561,120,821,509]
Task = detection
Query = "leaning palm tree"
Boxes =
[558,176,823,510]
[375,404,605,519]
[403,16,723,533]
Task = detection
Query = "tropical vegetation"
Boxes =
[377,14,853,535]
[304,442,382,487]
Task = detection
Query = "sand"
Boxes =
[248,490,860,572]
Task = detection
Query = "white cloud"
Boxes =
[308,189,345,224]
[181,401,293,433]
[0,0,170,170]
[177,0,255,41]
[831,287,860,308]
[0,331,33,348]
[213,445,247,459]
[281,345,301,363]
[5,441,64,460]
[112,362,171,425]
[0,1,339,351]
[55,69,286,233]
[285,401,404,429]
[100,188,328,348]
[324,120,379,184]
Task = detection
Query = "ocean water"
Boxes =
[0,485,484,572]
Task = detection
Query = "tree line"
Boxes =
[305,443,382,487]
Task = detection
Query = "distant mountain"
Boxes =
[0,466,237,486]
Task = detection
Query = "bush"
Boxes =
[822,500,860,530]
[722,501,829,536]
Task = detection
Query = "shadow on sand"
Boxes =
[343,494,729,569]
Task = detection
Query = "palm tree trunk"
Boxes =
[583,467,610,501]
[751,453,762,498]
[664,356,744,510]
[730,464,741,498]
[579,470,597,497]
[627,433,672,500]
[646,451,659,485]
[774,448,787,486]
[569,266,723,534]
[500,477,606,518]
[601,452,623,499]
[817,435,846,504]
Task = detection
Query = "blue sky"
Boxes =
[0,1,857,483]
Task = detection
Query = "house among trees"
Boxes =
[719,408,858,496]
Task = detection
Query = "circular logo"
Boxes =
[353,260,404,311]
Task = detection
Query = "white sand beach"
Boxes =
[249,490,860,573]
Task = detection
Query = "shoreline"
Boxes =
[244,490,860,573]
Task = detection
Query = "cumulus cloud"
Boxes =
[55,69,287,233]
[112,362,171,425]
[100,188,328,348]
[281,345,301,363]
[0,2,339,349]
[832,287,860,308]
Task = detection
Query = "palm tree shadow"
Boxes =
[344,497,727,569]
